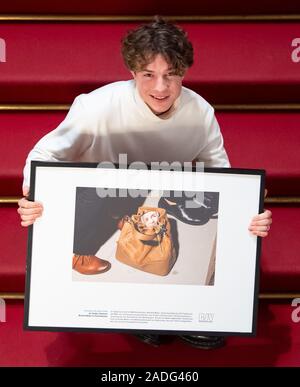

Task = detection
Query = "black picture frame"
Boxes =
[24,161,265,336]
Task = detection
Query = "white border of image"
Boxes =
[27,166,261,334]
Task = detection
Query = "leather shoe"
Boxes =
[158,193,218,226]
[72,254,111,275]
[178,335,225,349]
[133,334,161,347]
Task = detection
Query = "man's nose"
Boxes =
[153,76,168,92]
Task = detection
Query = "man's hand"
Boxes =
[17,186,43,227]
[248,189,272,237]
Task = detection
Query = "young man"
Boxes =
[18,17,272,349]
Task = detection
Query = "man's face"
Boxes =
[131,54,185,115]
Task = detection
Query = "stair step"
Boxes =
[0,205,27,292]
[1,111,299,196]
[0,300,299,366]
[0,204,299,292]
[0,111,65,196]
[220,112,300,196]
[1,23,300,103]
[1,0,300,15]
[260,206,300,292]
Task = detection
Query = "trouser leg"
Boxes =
[73,187,146,255]
[73,187,113,255]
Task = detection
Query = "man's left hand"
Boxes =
[248,189,272,237]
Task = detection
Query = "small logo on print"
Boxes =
[199,312,214,323]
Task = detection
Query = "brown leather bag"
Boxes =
[116,206,176,276]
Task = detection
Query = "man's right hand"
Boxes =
[18,186,43,227]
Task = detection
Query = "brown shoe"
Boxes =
[72,254,111,275]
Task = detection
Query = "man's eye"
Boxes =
[144,73,152,77]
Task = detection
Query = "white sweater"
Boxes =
[23,80,230,187]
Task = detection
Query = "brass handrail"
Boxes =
[1,104,300,111]
[1,14,300,22]
[216,104,300,111]
[1,197,300,204]
[265,197,300,204]
[1,292,299,300]
[0,197,21,204]
[0,105,70,111]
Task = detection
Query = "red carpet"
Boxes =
[0,300,299,367]
[1,111,300,195]
[1,2,300,367]
[1,23,300,103]
[2,0,300,15]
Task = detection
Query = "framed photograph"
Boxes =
[24,161,265,336]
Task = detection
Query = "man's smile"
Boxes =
[150,95,169,100]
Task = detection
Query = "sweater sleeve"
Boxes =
[195,105,231,168]
[23,95,94,188]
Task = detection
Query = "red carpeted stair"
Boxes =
[1,0,300,15]
[1,111,300,196]
[1,300,299,367]
[0,1,300,366]
[0,23,300,104]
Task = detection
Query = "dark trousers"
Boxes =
[73,187,146,255]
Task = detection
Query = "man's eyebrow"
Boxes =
[142,68,175,72]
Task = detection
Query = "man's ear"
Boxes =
[181,69,187,80]
[130,71,136,79]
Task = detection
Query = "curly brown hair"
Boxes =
[121,16,194,76]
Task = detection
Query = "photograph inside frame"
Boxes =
[72,187,219,286]
[25,162,264,334]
